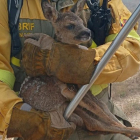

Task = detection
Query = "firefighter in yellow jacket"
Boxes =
[0,0,140,140]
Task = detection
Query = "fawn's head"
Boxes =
[42,0,91,45]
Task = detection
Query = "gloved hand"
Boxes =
[22,33,96,85]
[7,102,76,140]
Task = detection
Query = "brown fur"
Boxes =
[54,12,90,44]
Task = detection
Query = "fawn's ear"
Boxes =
[42,2,58,22]
[70,0,86,15]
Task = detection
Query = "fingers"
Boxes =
[68,122,76,130]
[39,34,54,50]
[24,38,40,47]
[24,33,54,50]
[49,102,77,130]
[24,33,45,40]
[68,113,83,127]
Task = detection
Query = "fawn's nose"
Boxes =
[80,29,91,38]
[75,28,91,42]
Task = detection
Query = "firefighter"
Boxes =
[0,0,140,140]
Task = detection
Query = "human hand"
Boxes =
[22,35,96,84]
[7,102,76,140]
[24,33,54,50]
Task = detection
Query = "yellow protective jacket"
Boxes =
[0,0,140,137]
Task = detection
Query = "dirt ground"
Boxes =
[111,71,140,140]
[1,1,140,140]
[112,72,140,128]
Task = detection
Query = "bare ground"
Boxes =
[112,71,140,125]
[112,71,140,140]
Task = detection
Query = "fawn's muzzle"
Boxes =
[75,29,91,42]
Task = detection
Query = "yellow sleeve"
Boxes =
[94,37,140,84]
[92,0,140,84]
[0,0,22,137]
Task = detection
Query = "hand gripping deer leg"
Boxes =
[74,106,140,140]
[59,82,140,139]
[20,76,140,139]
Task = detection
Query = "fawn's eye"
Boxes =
[66,24,75,30]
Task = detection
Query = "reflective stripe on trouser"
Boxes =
[68,87,132,140]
